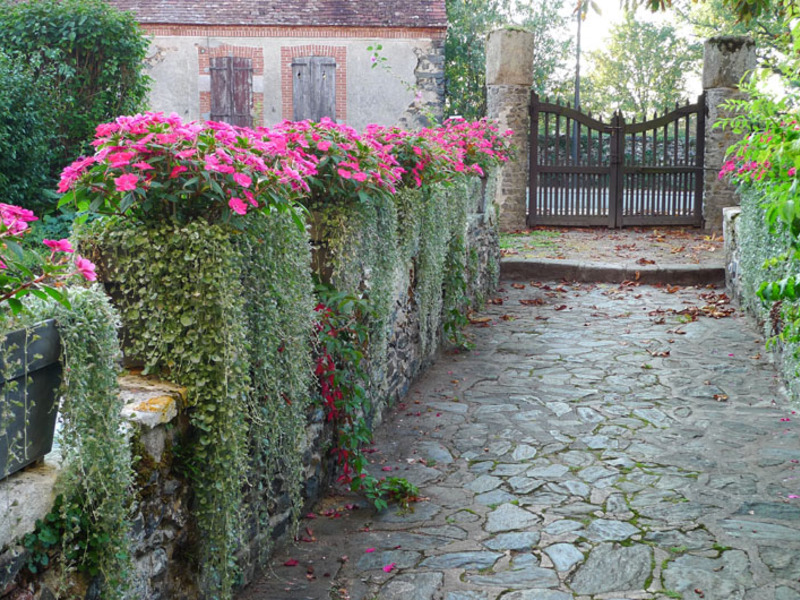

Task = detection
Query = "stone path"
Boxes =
[239,279,800,600]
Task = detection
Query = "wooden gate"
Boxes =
[528,93,705,228]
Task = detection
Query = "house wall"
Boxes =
[142,26,445,130]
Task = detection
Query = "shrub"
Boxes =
[0,0,150,171]
[0,52,59,213]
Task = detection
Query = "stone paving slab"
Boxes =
[237,280,800,600]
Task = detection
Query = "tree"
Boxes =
[0,0,150,171]
[672,0,790,66]
[445,0,573,120]
[625,0,795,23]
[580,12,702,119]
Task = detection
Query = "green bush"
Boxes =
[0,0,150,174]
[0,52,59,213]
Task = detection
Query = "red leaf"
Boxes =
[284,559,299,567]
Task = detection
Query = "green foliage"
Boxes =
[0,52,59,213]
[582,12,702,119]
[80,214,314,599]
[633,0,792,23]
[445,0,573,119]
[0,0,150,167]
[41,286,132,598]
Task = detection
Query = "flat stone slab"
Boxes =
[662,550,754,600]
[570,543,652,595]
[485,503,541,533]
[584,519,640,542]
[377,502,441,523]
[420,551,502,570]
[499,591,572,600]
[466,566,559,589]
[380,572,443,600]
[357,549,421,571]
[484,531,541,552]
[544,543,585,572]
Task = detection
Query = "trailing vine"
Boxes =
[19,286,132,599]
[313,285,419,511]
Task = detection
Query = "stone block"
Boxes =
[703,36,756,89]
[119,375,186,430]
[486,28,535,86]
[0,460,58,552]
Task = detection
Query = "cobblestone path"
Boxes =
[240,280,800,600]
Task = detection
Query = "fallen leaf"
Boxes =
[520,298,545,306]
[637,257,655,265]
[489,297,504,305]
[666,285,681,294]
[469,316,492,324]
[713,394,728,402]
[554,305,568,311]
[511,283,526,289]
[500,314,515,321]
[284,559,299,567]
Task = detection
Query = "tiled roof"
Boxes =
[105,0,448,28]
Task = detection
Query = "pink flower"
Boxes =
[337,168,352,179]
[133,161,154,171]
[317,140,332,152]
[114,173,139,192]
[170,165,188,178]
[229,197,248,215]
[107,151,136,167]
[43,239,74,253]
[790,167,797,177]
[382,563,396,573]
[75,256,97,281]
[233,172,252,188]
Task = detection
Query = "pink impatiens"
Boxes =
[57,111,512,223]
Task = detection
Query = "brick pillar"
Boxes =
[702,36,756,231]
[486,28,534,232]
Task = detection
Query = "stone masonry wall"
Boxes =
[702,36,756,231]
[486,29,534,233]
[0,181,498,600]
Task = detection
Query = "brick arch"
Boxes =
[281,45,346,121]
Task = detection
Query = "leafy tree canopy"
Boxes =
[445,0,573,120]
[581,12,702,119]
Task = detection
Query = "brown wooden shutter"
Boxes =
[292,56,336,122]
[210,56,253,127]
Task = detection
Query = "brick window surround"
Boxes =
[198,44,265,125]
[282,45,346,121]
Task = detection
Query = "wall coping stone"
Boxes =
[0,375,185,554]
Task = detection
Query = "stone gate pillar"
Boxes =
[486,28,534,232]
[703,36,756,231]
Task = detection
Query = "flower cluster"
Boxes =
[58,112,514,223]
[0,203,96,315]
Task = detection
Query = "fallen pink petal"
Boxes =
[382,562,396,573]
[364,548,376,553]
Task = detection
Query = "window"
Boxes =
[292,56,336,122]
[210,56,253,127]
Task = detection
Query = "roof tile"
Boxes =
[105,0,447,28]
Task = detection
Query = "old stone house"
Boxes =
[104,0,447,130]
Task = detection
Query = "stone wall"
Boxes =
[702,37,756,231]
[486,29,534,233]
[0,180,498,600]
